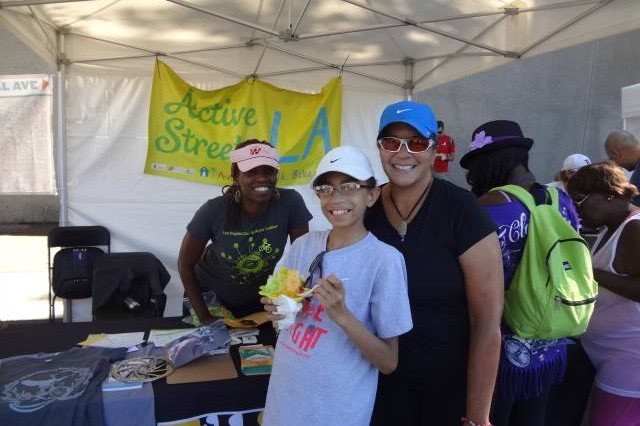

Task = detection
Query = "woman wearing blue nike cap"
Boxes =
[367,101,503,426]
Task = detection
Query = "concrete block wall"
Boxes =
[0,195,59,224]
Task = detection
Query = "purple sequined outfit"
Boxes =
[486,187,580,400]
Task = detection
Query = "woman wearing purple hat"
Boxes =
[367,101,503,426]
[460,120,581,426]
[178,139,311,323]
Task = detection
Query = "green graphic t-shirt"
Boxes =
[187,188,312,317]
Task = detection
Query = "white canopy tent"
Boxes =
[2,0,639,91]
[2,0,639,318]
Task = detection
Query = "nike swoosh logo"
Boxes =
[396,108,411,114]
[329,158,341,163]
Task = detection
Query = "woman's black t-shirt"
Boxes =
[365,178,496,381]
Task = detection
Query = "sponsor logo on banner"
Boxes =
[145,61,342,186]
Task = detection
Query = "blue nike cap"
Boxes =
[378,100,438,139]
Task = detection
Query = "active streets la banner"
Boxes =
[145,61,342,186]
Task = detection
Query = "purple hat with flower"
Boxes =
[459,120,533,169]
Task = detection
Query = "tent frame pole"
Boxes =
[55,29,68,226]
[404,58,414,100]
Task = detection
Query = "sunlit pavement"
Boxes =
[0,235,62,321]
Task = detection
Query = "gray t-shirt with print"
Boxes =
[187,188,311,317]
[263,230,413,426]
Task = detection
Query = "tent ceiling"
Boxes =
[1,0,639,92]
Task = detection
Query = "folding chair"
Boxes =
[48,226,111,321]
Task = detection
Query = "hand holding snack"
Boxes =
[313,274,349,325]
[258,268,306,330]
[260,297,285,321]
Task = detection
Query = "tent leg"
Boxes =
[55,31,69,226]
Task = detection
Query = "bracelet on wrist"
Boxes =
[461,416,493,426]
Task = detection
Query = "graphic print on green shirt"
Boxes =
[219,225,282,285]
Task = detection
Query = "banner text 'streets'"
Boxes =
[145,61,342,186]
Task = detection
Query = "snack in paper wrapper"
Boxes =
[259,267,305,301]
[259,268,305,330]
[271,296,301,330]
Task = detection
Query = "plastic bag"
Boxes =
[182,291,228,326]
[164,320,231,368]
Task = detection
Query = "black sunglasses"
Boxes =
[304,251,325,288]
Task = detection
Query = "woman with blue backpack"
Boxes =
[460,120,585,426]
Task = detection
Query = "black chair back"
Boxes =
[47,225,111,321]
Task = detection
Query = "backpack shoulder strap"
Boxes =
[546,185,560,209]
[493,184,536,211]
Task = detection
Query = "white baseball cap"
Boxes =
[312,146,375,187]
[561,154,592,172]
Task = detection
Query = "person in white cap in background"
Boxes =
[261,145,413,426]
[178,139,311,324]
[547,153,592,192]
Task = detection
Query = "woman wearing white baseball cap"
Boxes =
[261,145,412,426]
[178,139,312,324]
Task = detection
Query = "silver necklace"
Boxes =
[388,179,433,242]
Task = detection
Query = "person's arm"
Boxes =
[448,138,456,161]
[594,269,640,302]
[459,233,504,426]
[286,189,312,243]
[314,274,399,374]
[177,233,215,325]
[289,224,308,243]
[596,219,640,302]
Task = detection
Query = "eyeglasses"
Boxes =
[377,136,435,154]
[573,193,592,208]
[304,251,325,288]
[314,182,372,197]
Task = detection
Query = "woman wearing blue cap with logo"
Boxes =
[367,101,503,426]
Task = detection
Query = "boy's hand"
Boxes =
[260,296,285,322]
[314,274,349,325]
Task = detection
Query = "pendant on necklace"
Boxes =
[389,178,433,244]
[398,220,407,242]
